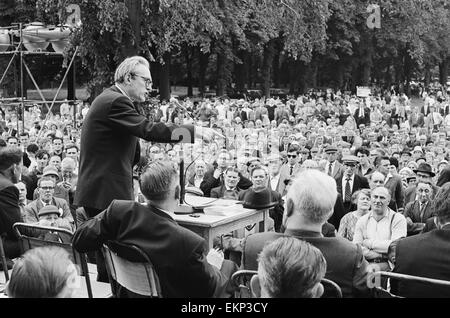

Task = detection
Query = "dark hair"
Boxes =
[355,147,370,157]
[0,139,6,148]
[374,155,389,167]
[0,147,23,171]
[20,132,29,138]
[52,137,63,143]
[64,143,79,152]
[7,136,18,142]
[389,157,399,169]
[433,183,450,224]
[437,168,450,187]
[35,149,50,160]
[26,143,39,154]
[287,144,300,154]
[250,164,267,178]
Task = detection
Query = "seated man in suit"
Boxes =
[210,167,243,199]
[200,150,251,197]
[72,161,237,298]
[23,177,74,232]
[403,181,435,235]
[242,169,370,297]
[392,183,450,297]
[250,236,326,298]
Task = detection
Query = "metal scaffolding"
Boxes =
[0,23,80,134]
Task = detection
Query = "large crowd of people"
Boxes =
[1,61,450,298]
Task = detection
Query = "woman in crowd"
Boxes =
[338,189,371,241]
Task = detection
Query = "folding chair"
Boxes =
[102,241,162,298]
[12,222,93,298]
[0,235,9,283]
[231,270,257,298]
[370,271,450,298]
[321,278,343,298]
[231,269,342,298]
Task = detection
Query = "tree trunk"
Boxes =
[159,52,171,102]
[247,54,253,89]
[424,67,431,88]
[216,48,228,97]
[198,48,209,96]
[262,40,276,98]
[439,57,449,86]
[336,60,345,90]
[185,46,193,97]
[123,0,141,57]
[235,50,246,93]
[404,49,412,96]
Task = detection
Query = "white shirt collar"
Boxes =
[115,84,133,102]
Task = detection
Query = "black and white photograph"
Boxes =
[0,0,450,303]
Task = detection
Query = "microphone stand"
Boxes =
[174,132,194,214]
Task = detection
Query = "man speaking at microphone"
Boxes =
[75,56,213,218]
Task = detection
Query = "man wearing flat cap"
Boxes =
[335,156,370,221]
[324,145,344,180]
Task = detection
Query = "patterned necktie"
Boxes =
[419,202,427,222]
[345,177,352,202]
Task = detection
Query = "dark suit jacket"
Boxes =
[200,170,252,197]
[242,230,370,297]
[74,86,194,212]
[210,185,243,199]
[353,107,371,126]
[384,175,405,212]
[392,224,450,297]
[0,175,22,259]
[403,200,434,235]
[72,200,233,298]
[336,174,370,214]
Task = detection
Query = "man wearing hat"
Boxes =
[32,165,69,204]
[404,162,439,206]
[37,204,72,232]
[412,146,424,160]
[24,177,74,232]
[336,155,370,218]
[324,145,344,180]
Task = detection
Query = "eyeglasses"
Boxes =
[133,74,153,87]
[287,155,297,158]
[40,186,55,191]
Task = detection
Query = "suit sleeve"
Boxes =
[352,244,371,297]
[182,237,234,297]
[108,96,195,143]
[72,201,119,253]
[395,179,405,209]
[0,186,22,258]
[210,188,219,198]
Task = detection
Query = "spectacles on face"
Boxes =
[287,155,297,158]
[417,188,431,193]
[40,186,54,191]
[133,74,153,87]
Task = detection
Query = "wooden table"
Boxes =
[172,197,270,250]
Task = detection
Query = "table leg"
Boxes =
[258,209,268,233]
